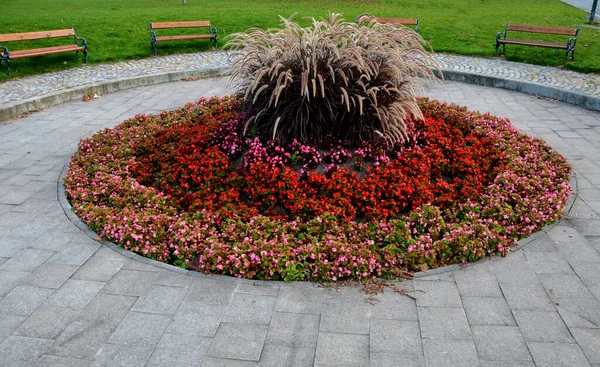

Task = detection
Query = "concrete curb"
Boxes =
[0,66,229,122]
[2,62,600,122]
[57,154,579,283]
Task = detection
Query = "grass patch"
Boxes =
[1,0,599,80]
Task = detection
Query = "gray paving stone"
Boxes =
[46,279,105,308]
[0,335,54,367]
[207,322,268,362]
[166,301,222,337]
[265,312,320,347]
[0,257,7,266]
[413,280,462,308]
[368,353,424,367]
[572,262,600,287]
[146,333,211,367]
[221,292,277,325]
[13,305,79,339]
[121,258,161,272]
[0,285,54,316]
[471,325,532,362]
[499,281,556,311]
[131,284,188,315]
[454,270,502,298]
[258,344,315,367]
[26,262,78,289]
[0,236,31,257]
[463,296,516,326]
[0,269,30,297]
[366,287,418,321]
[524,251,574,274]
[101,269,156,296]
[77,293,138,327]
[91,344,154,367]
[185,279,235,305]
[422,339,479,367]
[478,362,535,367]
[370,319,422,355]
[528,342,591,367]
[0,314,26,342]
[541,273,596,299]
[0,248,54,272]
[72,257,125,282]
[418,307,471,339]
[48,239,100,265]
[491,251,539,283]
[320,301,369,334]
[275,286,331,315]
[235,282,280,297]
[571,328,600,364]
[32,355,91,367]
[315,332,369,367]
[201,357,258,367]
[556,298,600,328]
[522,234,560,252]
[47,321,117,360]
[107,311,172,346]
[573,219,600,237]
[514,310,574,343]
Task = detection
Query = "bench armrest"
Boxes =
[210,25,218,48]
[567,28,581,52]
[0,46,8,58]
[74,35,87,48]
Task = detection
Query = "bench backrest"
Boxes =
[357,15,418,26]
[507,24,578,36]
[151,21,211,30]
[0,28,75,43]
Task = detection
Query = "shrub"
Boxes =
[226,13,440,145]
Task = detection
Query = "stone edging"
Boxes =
[57,153,579,282]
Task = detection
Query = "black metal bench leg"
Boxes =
[6,59,11,76]
[83,49,88,63]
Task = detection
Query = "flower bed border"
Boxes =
[57,158,577,281]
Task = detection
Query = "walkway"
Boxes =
[1,52,600,122]
[0,75,600,365]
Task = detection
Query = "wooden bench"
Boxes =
[149,21,217,56]
[356,14,420,33]
[0,28,87,76]
[496,23,580,61]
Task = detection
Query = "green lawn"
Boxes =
[1,0,599,81]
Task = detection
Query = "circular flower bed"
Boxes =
[64,96,571,281]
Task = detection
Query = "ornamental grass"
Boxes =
[226,13,440,145]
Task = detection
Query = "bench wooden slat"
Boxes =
[155,34,215,42]
[507,24,578,36]
[151,21,211,29]
[371,17,418,25]
[1,44,84,59]
[357,15,418,25]
[498,39,568,49]
[0,29,75,42]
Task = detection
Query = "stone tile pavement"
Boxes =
[0,76,600,366]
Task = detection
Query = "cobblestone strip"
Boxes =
[1,52,599,121]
